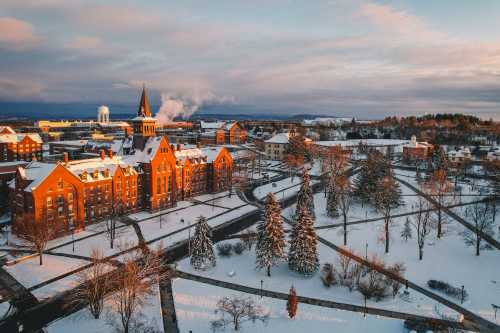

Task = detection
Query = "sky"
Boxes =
[1,0,500,119]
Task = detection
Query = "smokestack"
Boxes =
[100,149,105,160]
[109,150,113,159]
[63,152,68,164]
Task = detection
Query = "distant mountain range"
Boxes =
[0,101,346,121]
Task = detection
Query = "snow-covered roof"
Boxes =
[19,162,58,192]
[0,133,43,144]
[131,116,157,122]
[200,121,225,130]
[265,133,290,144]
[50,140,88,146]
[0,126,16,134]
[315,139,409,148]
[175,147,206,164]
[65,156,136,181]
[201,147,225,163]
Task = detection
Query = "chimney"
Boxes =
[177,143,181,151]
[100,149,105,160]
[170,144,174,151]
[109,150,113,159]
[63,152,69,164]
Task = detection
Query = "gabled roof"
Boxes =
[0,126,16,134]
[265,132,290,144]
[18,162,58,192]
[200,121,226,130]
[0,133,42,144]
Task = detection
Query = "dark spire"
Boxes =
[137,84,152,117]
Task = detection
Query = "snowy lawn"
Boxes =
[317,211,500,323]
[176,240,451,319]
[173,278,404,333]
[47,284,163,333]
[5,254,89,290]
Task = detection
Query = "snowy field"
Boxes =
[173,278,404,333]
[47,285,163,333]
[176,240,453,319]
[253,176,319,201]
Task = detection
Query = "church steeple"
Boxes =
[137,84,152,117]
[131,85,156,151]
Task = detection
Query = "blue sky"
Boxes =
[1,0,500,119]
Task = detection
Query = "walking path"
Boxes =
[396,176,500,250]
[175,270,467,331]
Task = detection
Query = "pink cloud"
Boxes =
[0,17,41,50]
[66,35,102,50]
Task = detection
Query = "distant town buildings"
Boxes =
[0,126,43,162]
[200,121,247,145]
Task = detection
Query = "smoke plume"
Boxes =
[155,92,233,124]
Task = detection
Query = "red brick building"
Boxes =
[11,87,233,238]
[402,136,433,161]
[0,126,43,162]
[200,121,247,145]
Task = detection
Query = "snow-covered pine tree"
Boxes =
[256,193,287,276]
[296,169,315,218]
[288,206,319,275]
[190,216,216,270]
[354,151,388,204]
[401,217,412,241]
[326,170,339,218]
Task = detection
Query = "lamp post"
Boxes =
[461,285,465,304]
[159,214,162,229]
[188,219,191,256]
[72,229,75,253]
[365,242,368,261]
[260,280,263,298]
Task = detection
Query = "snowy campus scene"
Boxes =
[1,1,500,333]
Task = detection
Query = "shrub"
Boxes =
[233,242,245,255]
[216,243,233,257]
[427,279,468,301]
[320,263,337,287]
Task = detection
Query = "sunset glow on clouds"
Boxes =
[1,0,500,118]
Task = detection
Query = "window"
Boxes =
[57,178,63,189]
[68,192,73,202]
[46,197,52,208]
[57,195,64,205]
[68,204,73,213]
[58,206,64,217]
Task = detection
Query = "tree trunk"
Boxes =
[343,214,347,246]
[437,208,442,239]
[476,238,480,256]
[418,246,423,260]
[39,251,43,266]
[385,219,389,254]
[267,265,271,277]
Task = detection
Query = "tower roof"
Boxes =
[137,85,152,117]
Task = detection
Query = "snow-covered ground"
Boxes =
[253,177,319,201]
[47,284,163,333]
[173,278,404,333]
[176,240,454,319]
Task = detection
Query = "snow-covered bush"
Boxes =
[217,243,233,257]
[233,242,245,255]
[427,280,468,301]
[320,263,337,287]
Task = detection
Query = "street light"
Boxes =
[260,280,263,298]
[188,219,191,256]
[365,242,368,261]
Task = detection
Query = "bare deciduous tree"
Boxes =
[211,296,269,331]
[411,197,432,260]
[336,176,353,246]
[374,176,402,253]
[425,169,454,239]
[463,200,496,256]
[17,215,55,265]
[74,248,110,319]
[111,244,166,333]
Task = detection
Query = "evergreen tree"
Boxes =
[256,193,287,276]
[401,217,412,242]
[286,286,298,319]
[288,206,319,275]
[190,216,216,270]
[326,171,339,218]
[354,151,389,204]
[296,169,315,218]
